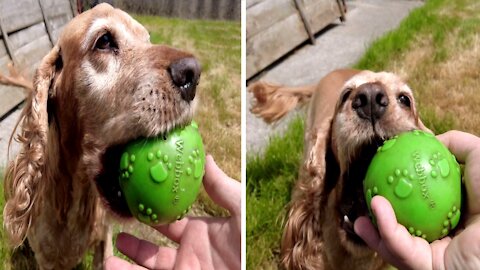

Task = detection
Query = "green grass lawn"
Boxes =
[0,172,9,265]
[246,0,480,268]
[0,15,240,269]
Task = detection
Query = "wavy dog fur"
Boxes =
[4,46,59,245]
[249,82,314,123]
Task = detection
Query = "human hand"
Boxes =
[105,155,241,270]
[354,130,480,270]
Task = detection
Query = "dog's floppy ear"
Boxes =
[417,118,432,133]
[410,95,433,134]
[281,117,339,269]
[3,45,60,247]
[414,111,432,134]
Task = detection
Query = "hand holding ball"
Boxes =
[363,130,462,242]
[119,122,205,225]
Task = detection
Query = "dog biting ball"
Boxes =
[363,130,462,242]
[119,121,205,225]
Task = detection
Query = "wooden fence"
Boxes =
[0,0,76,118]
[0,0,240,118]
[91,0,241,21]
[247,0,345,79]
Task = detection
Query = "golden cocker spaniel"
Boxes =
[250,69,430,269]
[3,3,200,269]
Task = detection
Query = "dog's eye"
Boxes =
[95,33,117,51]
[398,94,411,107]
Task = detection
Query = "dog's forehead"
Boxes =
[59,3,150,49]
[344,71,410,93]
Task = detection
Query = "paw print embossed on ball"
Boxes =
[363,130,462,242]
[119,121,205,225]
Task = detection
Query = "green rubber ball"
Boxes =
[363,130,462,242]
[119,121,205,225]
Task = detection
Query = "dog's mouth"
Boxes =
[95,143,132,218]
[93,124,186,218]
[339,137,382,245]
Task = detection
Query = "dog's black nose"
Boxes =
[169,57,201,102]
[352,82,388,120]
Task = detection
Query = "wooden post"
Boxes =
[38,0,55,46]
[70,0,79,16]
[0,15,18,66]
[337,0,347,22]
[294,0,315,45]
